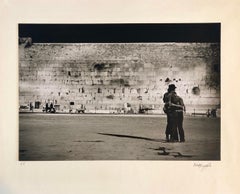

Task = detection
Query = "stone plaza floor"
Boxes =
[19,113,220,161]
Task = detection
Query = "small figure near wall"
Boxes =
[45,102,49,112]
[207,109,211,117]
[30,102,33,112]
[211,108,217,118]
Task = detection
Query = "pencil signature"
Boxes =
[193,162,212,171]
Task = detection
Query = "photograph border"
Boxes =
[1,0,240,193]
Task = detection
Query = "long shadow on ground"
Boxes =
[98,133,194,158]
[97,132,166,142]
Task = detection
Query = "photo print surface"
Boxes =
[19,24,220,160]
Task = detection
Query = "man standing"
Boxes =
[163,84,185,142]
[169,85,186,142]
[163,87,172,142]
[30,102,33,112]
[174,95,186,142]
[163,84,179,141]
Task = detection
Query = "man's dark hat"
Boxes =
[168,84,177,91]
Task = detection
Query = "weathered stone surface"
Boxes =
[19,43,220,113]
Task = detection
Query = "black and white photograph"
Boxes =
[2,0,240,193]
[19,24,220,161]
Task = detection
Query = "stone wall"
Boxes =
[19,42,220,114]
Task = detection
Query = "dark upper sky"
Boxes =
[19,23,220,43]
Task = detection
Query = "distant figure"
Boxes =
[30,102,33,112]
[211,109,217,118]
[207,109,211,117]
[50,102,54,112]
[45,102,49,113]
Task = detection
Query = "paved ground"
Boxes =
[19,114,220,161]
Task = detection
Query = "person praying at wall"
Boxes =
[50,102,54,112]
[30,102,33,112]
[207,109,211,117]
[45,102,49,113]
